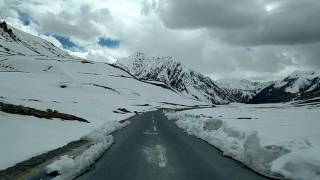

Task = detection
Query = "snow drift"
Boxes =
[46,120,130,179]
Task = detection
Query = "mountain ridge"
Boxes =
[0,21,71,58]
[250,70,320,103]
[116,52,235,104]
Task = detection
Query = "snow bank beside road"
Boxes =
[46,120,130,180]
[166,104,320,180]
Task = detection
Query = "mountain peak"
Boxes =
[116,52,233,104]
[0,21,17,40]
[0,21,70,57]
[127,52,178,64]
[129,51,147,60]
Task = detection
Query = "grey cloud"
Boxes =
[38,5,112,41]
[195,46,297,75]
[159,0,264,29]
[152,0,320,80]
[141,0,159,15]
[159,0,320,45]
[12,1,112,41]
[38,12,101,41]
[0,0,21,19]
[286,42,320,68]
[196,42,320,81]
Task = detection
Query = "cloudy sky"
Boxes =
[1,0,320,81]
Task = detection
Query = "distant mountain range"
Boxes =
[116,53,320,104]
[1,20,319,105]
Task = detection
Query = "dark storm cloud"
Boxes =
[159,0,320,45]
[159,0,264,29]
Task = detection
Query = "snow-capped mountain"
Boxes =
[216,79,273,103]
[116,52,234,104]
[250,70,320,103]
[0,21,70,57]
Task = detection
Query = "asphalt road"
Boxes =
[76,110,269,180]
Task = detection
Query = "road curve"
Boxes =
[76,110,269,180]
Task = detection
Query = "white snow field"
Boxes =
[0,55,202,170]
[166,103,320,180]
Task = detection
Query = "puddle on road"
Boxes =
[142,144,167,168]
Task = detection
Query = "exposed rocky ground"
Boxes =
[0,102,89,123]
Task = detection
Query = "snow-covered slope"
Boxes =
[250,70,320,103]
[0,21,70,57]
[216,79,273,103]
[116,52,234,104]
[0,22,203,170]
